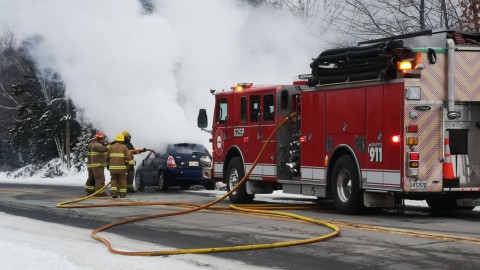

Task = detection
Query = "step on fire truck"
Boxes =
[198,29,480,214]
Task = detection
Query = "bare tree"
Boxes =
[328,0,462,40]
[266,0,322,18]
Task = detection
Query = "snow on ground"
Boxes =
[0,212,270,270]
[0,165,478,269]
[0,168,273,270]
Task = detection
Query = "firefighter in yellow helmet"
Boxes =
[122,130,136,193]
[84,132,108,196]
[107,134,134,198]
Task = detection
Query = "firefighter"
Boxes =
[107,134,134,198]
[84,132,108,196]
[122,130,137,193]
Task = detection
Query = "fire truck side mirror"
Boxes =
[197,109,208,129]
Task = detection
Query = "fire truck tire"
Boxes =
[158,171,169,191]
[227,157,254,204]
[331,155,364,214]
[135,171,145,192]
[426,199,475,212]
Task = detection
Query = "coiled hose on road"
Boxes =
[57,112,340,256]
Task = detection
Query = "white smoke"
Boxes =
[0,0,333,150]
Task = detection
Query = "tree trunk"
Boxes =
[66,98,71,169]
[420,0,425,29]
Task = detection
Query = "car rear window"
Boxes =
[171,144,209,155]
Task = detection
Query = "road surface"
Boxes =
[0,183,479,270]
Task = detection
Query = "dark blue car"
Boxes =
[135,143,214,191]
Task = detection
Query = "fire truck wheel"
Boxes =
[331,155,364,214]
[158,171,169,191]
[135,171,145,192]
[227,157,254,204]
[426,199,475,212]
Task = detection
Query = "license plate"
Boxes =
[410,181,427,189]
[189,161,199,166]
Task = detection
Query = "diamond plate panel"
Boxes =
[405,53,447,100]
[403,103,443,192]
[455,52,480,101]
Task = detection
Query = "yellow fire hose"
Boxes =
[57,112,340,256]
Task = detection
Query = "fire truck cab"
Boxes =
[198,29,480,214]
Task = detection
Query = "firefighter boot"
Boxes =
[111,192,118,199]
[119,193,126,198]
[85,186,95,196]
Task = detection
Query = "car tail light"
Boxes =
[167,156,176,168]
[202,167,212,178]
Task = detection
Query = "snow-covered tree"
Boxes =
[1,34,86,171]
[71,122,97,172]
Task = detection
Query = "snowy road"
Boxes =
[1,172,480,270]
[0,212,270,270]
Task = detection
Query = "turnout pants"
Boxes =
[126,166,135,191]
[110,171,127,197]
[85,167,106,194]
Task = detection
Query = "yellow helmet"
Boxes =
[114,134,124,142]
[122,130,131,137]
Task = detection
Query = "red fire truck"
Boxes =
[197,29,480,214]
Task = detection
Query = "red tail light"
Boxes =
[406,124,418,133]
[409,152,419,161]
[167,156,176,168]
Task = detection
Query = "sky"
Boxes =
[0,0,333,149]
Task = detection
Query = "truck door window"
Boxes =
[250,95,260,122]
[217,99,228,124]
[263,94,274,122]
[240,97,247,123]
[281,90,289,110]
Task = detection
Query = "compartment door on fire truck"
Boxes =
[300,91,326,183]
[365,85,402,188]
[366,86,384,186]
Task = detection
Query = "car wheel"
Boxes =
[204,180,216,191]
[158,171,169,191]
[180,184,191,190]
[135,171,145,192]
[226,157,254,204]
[331,155,364,214]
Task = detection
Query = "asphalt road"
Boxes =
[0,183,479,270]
